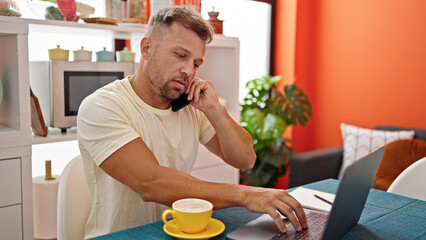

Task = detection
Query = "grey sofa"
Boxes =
[289,125,426,188]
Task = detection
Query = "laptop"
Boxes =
[227,147,385,240]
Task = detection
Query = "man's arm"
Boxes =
[100,137,307,233]
[186,77,256,169]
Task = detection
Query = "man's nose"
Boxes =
[180,61,196,78]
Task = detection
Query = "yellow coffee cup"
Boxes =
[162,198,213,234]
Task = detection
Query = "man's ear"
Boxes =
[140,37,152,60]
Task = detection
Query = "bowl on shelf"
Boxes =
[116,47,135,62]
[73,46,92,61]
[96,47,115,62]
[48,45,69,61]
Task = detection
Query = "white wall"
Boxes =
[201,0,271,101]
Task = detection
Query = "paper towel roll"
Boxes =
[33,175,60,239]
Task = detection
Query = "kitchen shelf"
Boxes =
[0,15,237,47]
[32,128,77,145]
[0,15,147,33]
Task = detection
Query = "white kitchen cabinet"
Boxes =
[0,15,240,238]
[0,205,23,240]
[0,19,33,240]
[0,19,31,147]
[191,145,239,184]
[0,158,22,206]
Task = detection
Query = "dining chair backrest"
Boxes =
[57,155,90,240]
[387,157,426,201]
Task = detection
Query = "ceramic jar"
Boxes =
[48,45,69,61]
[96,47,115,62]
[73,46,92,61]
[116,47,135,62]
[208,11,223,34]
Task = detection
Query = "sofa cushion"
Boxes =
[375,126,426,142]
[339,123,415,179]
[374,138,426,191]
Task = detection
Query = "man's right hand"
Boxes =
[241,186,309,233]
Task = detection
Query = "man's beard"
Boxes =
[146,57,185,101]
[147,75,185,101]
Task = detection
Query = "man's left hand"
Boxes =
[185,76,219,112]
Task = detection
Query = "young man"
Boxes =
[77,6,307,238]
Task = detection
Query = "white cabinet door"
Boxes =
[192,144,239,184]
[193,144,224,169]
[191,164,239,184]
[0,205,22,240]
[0,158,21,207]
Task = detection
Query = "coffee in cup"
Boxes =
[162,198,213,234]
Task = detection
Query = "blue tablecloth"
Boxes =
[90,179,426,240]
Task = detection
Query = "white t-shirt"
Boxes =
[77,77,216,238]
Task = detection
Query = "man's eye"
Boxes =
[176,53,185,58]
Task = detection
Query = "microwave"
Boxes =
[30,61,134,132]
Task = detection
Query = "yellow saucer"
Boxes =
[163,218,225,240]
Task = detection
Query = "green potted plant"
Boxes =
[240,76,312,188]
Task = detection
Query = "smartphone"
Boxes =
[172,93,191,112]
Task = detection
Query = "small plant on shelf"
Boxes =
[240,75,312,188]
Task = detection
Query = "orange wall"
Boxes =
[275,0,426,152]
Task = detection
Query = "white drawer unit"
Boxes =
[191,144,239,184]
[0,158,21,207]
[191,164,239,184]
[0,205,23,240]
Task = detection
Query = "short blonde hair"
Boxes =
[145,6,214,44]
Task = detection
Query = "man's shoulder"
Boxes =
[79,80,131,117]
[96,79,128,95]
[84,79,129,102]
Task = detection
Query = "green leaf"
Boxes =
[261,113,286,140]
[257,138,293,168]
[241,108,265,137]
[258,148,283,168]
[242,162,278,188]
[282,84,312,126]
[245,76,282,93]
[266,75,282,88]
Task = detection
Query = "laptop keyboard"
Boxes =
[270,211,328,240]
